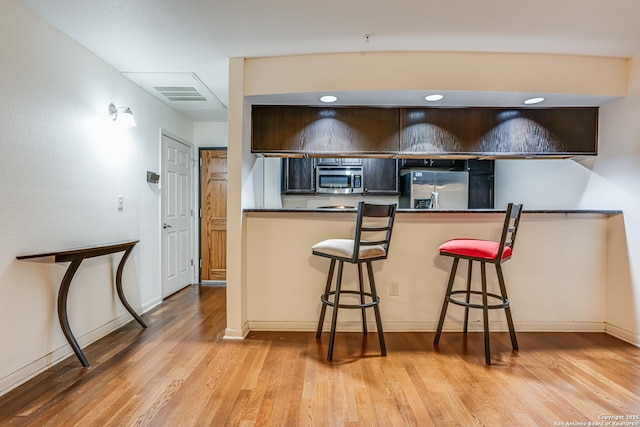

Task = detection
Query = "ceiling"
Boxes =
[20,0,640,122]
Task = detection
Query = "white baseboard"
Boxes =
[247,320,607,333]
[224,322,250,339]
[0,312,135,397]
[605,323,640,347]
[201,280,226,286]
[141,297,162,314]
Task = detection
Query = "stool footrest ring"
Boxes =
[321,290,380,309]
[448,290,510,310]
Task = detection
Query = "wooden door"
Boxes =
[201,149,227,281]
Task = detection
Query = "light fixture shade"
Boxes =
[109,103,137,127]
[118,108,137,127]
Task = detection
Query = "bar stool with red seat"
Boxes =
[312,201,396,362]
[433,203,523,365]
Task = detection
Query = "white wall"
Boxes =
[193,122,228,148]
[224,58,251,338]
[0,2,195,395]
[244,52,627,97]
[495,159,595,209]
[593,56,640,342]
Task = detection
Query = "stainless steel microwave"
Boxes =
[316,166,364,194]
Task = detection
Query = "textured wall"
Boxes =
[0,2,194,395]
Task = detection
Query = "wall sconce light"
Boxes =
[108,103,137,127]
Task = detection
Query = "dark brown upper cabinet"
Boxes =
[400,107,598,156]
[252,105,598,158]
[252,105,400,155]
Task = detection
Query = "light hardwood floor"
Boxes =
[1,284,640,426]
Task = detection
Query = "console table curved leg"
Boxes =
[115,246,147,328]
[18,240,143,367]
[57,254,90,367]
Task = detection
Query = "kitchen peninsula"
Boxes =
[243,207,626,341]
[238,68,630,343]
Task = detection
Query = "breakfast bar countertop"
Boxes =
[244,208,623,215]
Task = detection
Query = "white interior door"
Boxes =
[161,133,193,298]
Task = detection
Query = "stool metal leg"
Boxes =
[496,264,519,351]
[316,259,336,339]
[357,263,368,335]
[463,260,473,334]
[327,261,344,362]
[434,257,460,345]
[481,262,491,365]
[366,261,386,356]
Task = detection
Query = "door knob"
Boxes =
[163,223,172,229]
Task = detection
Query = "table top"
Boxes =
[17,240,140,262]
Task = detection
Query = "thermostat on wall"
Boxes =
[147,171,160,184]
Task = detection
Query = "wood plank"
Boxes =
[208,269,226,280]
[2,285,640,425]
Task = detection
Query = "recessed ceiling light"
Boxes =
[425,94,444,102]
[523,97,545,105]
[320,95,338,103]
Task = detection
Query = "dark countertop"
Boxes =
[244,208,623,215]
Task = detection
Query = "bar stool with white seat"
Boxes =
[312,201,396,362]
[433,203,523,365]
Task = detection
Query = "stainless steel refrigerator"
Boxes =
[399,169,469,209]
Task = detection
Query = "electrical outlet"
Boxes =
[118,195,124,212]
[389,282,399,296]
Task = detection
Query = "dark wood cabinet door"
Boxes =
[400,107,598,156]
[254,105,597,157]
[467,159,494,208]
[468,172,494,209]
[282,158,315,194]
[400,158,467,170]
[363,158,399,195]
[252,106,400,155]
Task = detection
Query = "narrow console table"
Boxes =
[17,240,147,367]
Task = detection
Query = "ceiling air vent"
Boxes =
[154,86,208,102]
[121,72,227,121]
